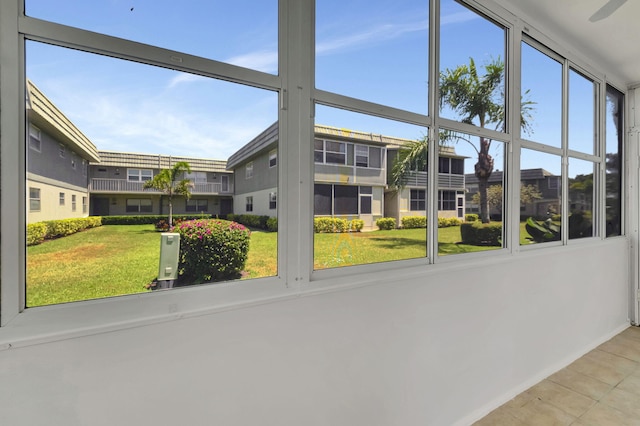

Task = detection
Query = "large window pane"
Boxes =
[568,159,595,240]
[605,85,623,237]
[521,41,562,147]
[26,0,278,74]
[26,41,278,306]
[316,0,429,114]
[520,149,562,245]
[314,105,428,269]
[568,69,597,155]
[439,0,506,131]
[445,131,505,255]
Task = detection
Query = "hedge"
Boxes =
[27,216,102,246]
[175,219,251,284]
[438,217,462,227]
[226,214,276,231]
[460,221,502,246]
[101,214,211,226]
[376,217,396,230]
[465,213,479,222]
[401,216,426,229]
[314,217,363,233]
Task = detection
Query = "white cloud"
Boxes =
[167,73,207,89]
[225,50,278,74]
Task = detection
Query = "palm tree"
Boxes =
[392,57,533,223]
[143,161,193,226]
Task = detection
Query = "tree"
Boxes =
[391,57,533,224]
[143,161,193,226]
[440,57,533,223]
[471,184,542,217]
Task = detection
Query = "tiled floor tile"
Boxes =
[616,370,640,396]
[599,387,640,418]
[598,338,640,362]
[547,368,612,400]
[578,402,640,426]
[472,406,527,426]
[567,349,637,385]
[526,380,595,418]
[507,398,576,426]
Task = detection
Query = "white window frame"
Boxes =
[71,194,77,211]
[0,0,622,341]
[127,168,153,182]
[269,149,277,168]
[269,192,277,209]
[28,125,41,152]
[246,196,253,212]
[245,162,254,179]
[59,192,65,206]
[29,187,41,212]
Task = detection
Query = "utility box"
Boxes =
[157,232,180,288]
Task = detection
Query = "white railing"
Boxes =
[90,179,233,194]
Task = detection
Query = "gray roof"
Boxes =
[465,168,556,184]
[95,151,229,173]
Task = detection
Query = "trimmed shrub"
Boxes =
[460,222,502,246]
[401,216,427,229]
[314,217,348,233]
[266,217,278,232]
[226,214,272,231]
[438,217,462,228]
[27,222,48,246]
[465,213,479,222]
[102,215,211,226]
[175,219,251,284]
[376,217,396,230]
[349,219,364,232]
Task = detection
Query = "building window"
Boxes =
[315,140,347,165]
[127,169,153,182]
[313,184,363,216]
[221,175,230,192]
[355,145,369,167]
[269,149,277,168]
[439,190,456,211]
[82,159,87,176]
[185,171,207,183]
[29,187,41,212]
[360,186,372,214]
[59,144,66,158]
[72,195,77,211]
[246,162,254,179]
[246,196,253,212]
[186,199,208,212]
[59,192,65,206]
[28,125,41,152]
[269,192,277,209]
[126,198,152,213]
[71,153,77,169]
[410,189,426,211]
[82,196,87,213]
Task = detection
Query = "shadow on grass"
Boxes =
[366,235,427,249]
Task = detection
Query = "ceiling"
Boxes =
[495,0,640,87]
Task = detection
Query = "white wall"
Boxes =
[0,239,629,426]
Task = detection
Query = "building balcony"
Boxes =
[90,178,234,195]
[403,172,465,189]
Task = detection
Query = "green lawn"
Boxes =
[28,222,534,306]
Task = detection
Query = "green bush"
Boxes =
[465,213,479,222]
[314,217,348,233]
[102,215,210,226]
[26,222,48,246]
[27,217,102,246]
[266,217,278,232]
[376,217,396,230]
[175,219,251,284]
[226,214,272,231]
[438,217,462,228]
[349,219,364,232]
[401,216,427,229]
[460,222,502,246]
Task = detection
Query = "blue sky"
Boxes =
[25,0,610,177]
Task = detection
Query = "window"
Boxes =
[28,125,41,152]
[355,145,369,167]
[127,169,153,182]
[359,187,372,214]
[410,189,426,211]
[186,199,208,212]
[605,85,623,237]
[269,150,277,168]
[59,192,65,206]
[126,198,152,213]
[325,141,347,165]
[71,194,77,211]
[568,159,595,240]
[82,159,87,176]
[439,191,456,211]
[269,192,277,210]
[59,144,66,158]
[29,187,41,211]
[221,175,230,192]
[82,196,87,214]
[185,171,207,183]
[246,162,254,179]
[71,153,76,169]
[246,196,253,212]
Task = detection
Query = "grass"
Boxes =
[28,222,534,306]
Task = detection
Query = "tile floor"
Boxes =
[473,326,640,426]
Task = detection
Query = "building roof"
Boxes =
[465,168,556,184]
[226,122,465,169]
[95,151,228,173]
[26,79,101,163]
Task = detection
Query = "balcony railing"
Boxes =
[403,172,465,189]
[90,178,233,194]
